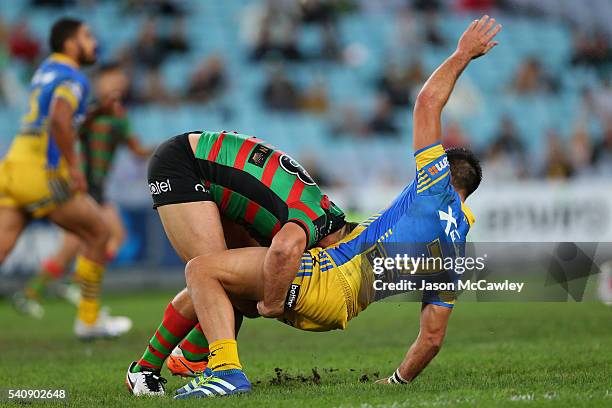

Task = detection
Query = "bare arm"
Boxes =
[49,98,87,192]
[127,137,154,159]
[49,97,78,166]
[413,15,501,152]
[257,222,307,318]
[377,304,452,384]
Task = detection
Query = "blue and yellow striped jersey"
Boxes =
[6,53,89,169]
[322,142,475,309]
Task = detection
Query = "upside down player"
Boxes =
[0,18,131,339]
[174,15,501,398]
[13,63,153,318]
[125,130,353,395]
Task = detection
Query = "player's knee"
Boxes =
[423,331,444,353]
[186,255,227,291]
[83,218,111,250]
[185,256,206,286]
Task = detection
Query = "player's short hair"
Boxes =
[49,18,83,53]
[446,147,482,198]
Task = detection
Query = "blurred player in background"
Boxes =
[0,18,130,339]
[13,63,153,319]
[173,16,500,398]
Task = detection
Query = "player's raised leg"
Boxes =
[49,194,131,339]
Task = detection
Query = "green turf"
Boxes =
[1,292,610,407]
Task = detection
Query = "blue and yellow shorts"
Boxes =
[280,248,363,332]
[0,158,72,219]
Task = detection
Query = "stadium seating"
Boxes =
[0,1,608,173]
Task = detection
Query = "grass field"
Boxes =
[1,291,611,407]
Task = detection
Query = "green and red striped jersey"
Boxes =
[80,114,132,186]
[194,131,345,248]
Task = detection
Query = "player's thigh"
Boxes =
[100,202,126,240]
[0,207,28,261]
[157,201,227,262]
[188,247,267,300]
[48,194,108,245]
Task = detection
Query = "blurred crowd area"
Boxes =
[0,0,611,189]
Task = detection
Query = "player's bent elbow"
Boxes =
[269,235,304,261]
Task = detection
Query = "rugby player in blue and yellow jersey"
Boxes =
[173,15,502,398]
[0,18,131,339]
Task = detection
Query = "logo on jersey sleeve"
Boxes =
[31,69,56,86]
[279,155,316,185]
[149,179,172,195]
[194,183,210,194]
[427,156,449,176]
[248,144,273,168]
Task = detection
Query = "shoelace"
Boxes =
[143,371,167,392]
[188,372,214,389]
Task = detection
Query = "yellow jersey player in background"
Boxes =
[0,18,131,339]
[171,15,501,398]
[13,64,153,319]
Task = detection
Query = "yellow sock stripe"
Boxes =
[75,256,105,282]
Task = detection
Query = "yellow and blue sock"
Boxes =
[74,256,105,325]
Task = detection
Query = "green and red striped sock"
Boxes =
[179,324,210,362]
[25,259,65,300]
[133,303,196,372]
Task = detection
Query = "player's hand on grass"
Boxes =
[375,377,391,384]
[256,300,284,318]
[456,15,502,60]
[69,164,88,193]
